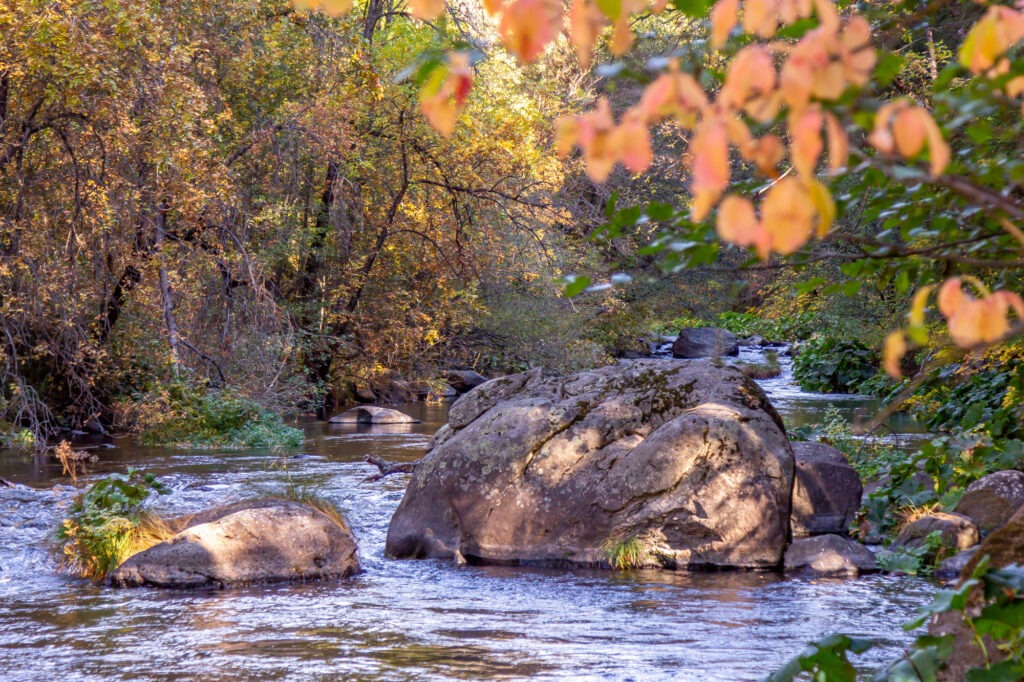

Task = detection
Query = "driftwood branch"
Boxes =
[364,455,419,481]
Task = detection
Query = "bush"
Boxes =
[132,381,304,449]
[56,469,171,579]
[657,311,816,341]
[792,337,878,393]
[895,360,1024,440]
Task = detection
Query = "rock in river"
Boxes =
[952,469,1024,535]
[329,406,420,424]
[671,327,740,358]
[790,442,862,537]
[385,359,795,570]
[784,535,879,576]
[109,500,360,588]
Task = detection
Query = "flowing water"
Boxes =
[0,353,937,681]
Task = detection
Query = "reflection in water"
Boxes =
[0,374,936,681]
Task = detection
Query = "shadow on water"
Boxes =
[0,373,936,681]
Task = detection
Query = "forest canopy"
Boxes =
[1,0,1023,447]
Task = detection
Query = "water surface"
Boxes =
[0,362,935,681]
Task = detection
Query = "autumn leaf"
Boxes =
[870,100,949,176]
[789,107,824,177]
[958,6,1024,74]
[638,59,708,127]
[720,45,779,122]
[716,195,762,252]
[499,0,559,63]
[883,331,907,378]
[569,0,606,68]
[291,0,353,15]
[616,109,652,174]
[407,0,446,20]
[689,119,731,221]
[710,0,739,49]
[938,278,1024,347]
[761,176,815,255]
[576,97,620,182]
[419,53,473,137]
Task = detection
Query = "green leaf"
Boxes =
[562,275,591,298]
[875,52,905,87]
[671,0,713,18]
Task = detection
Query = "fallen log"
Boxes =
[364,455,419,481]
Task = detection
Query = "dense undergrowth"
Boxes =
[126,381,304,449]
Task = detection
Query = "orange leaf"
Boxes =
[611,15,635,56]
[407,0,446,20]
[761,176,815,255]
[743,0,778,39]
[839,16,876,86]
[721,46,779,122]
[710,0,740,49]
[569,0,606,68]
[616,109,653,174]
[789,107,824,177]
[638,60,708,127]
[959,6,1024,74]
[690,119,731,221]
[577,97,619,182]
[824,112,847,172]
[500,0,559,63]
[883,331,907,378]
[716,195,762,250]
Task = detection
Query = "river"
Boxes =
[0,350,936,681]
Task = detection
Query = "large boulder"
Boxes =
[892,512,979,556]
[385,359,795,570]
[784,535,879,576]
[109,500,360,588]
[329,406,420,424]
[671,327,740,358]
[791,441,862,537]
[952,469,1024,535]
[930,505,1024,680]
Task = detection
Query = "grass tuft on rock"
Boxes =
[56,469,172,580]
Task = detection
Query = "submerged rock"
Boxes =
[784,535,879,576]
[109,500,360,588]
[671,327,740,358]
[952,469,1024,535]
[892,512,979,556]
[386,359,794,570]
[790,442,862,537]
[329,406,420,424]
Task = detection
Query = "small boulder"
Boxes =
[109,500,360,588]
[742,335,766,347]
[445,370,489,393]
[671,327,740,358]
[791,441,863,537]
[952,470,1024,535]
[934,546,979,579]
[329,406,420,424]
[784,535,879,576]
[892,512,979,555]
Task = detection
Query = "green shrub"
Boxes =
[793,337,878,393]
[895,362,1024,440]
[656,311,816,341]
[134,381,303,449]
[56,469,171,579]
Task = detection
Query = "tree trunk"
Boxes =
[154,205,181,374]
